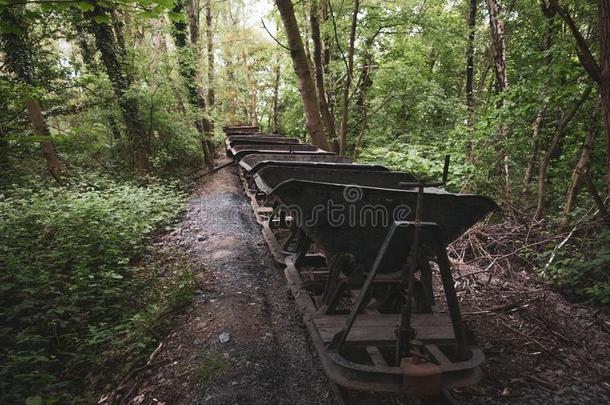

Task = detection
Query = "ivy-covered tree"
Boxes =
[0,2,67,182]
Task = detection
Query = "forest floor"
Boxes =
[450,260,610,404]
[104,159,609,405]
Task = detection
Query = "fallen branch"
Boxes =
[542,197,607,273]
[526,374,558,391]
[501,321,551,352]
[193,160,236,179]
[146,341,163,365]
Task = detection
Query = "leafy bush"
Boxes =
[359,145,445,177]
[0,177,187,403]
[542,229,610,304]
[358,143,475,190]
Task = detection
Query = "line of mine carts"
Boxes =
[223,125,497,396]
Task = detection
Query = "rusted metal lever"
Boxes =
[395,183,424,364]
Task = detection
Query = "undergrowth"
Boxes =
[363,147,609,304]
[542,227,610,304]
[0,175,193,403]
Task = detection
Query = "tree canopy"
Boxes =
[0,0,609,402]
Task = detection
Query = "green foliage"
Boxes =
[358,143,475,190]
[0,176,188,403]
[359,145,445,178]
[277,84,307,141]
[542,230,610,304]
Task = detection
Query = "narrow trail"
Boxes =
[116,161,332,404]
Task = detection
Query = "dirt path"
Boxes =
[114,162,333,404]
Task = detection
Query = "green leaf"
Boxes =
[154,0,176,9]
[24,9,41,20]
[139,10,160,19]
[0,22,21,35]
[39,2,54,12]
[76,2,95,12]
[25,397,43,405]
[167,11,186,23]
[94,14,111,24]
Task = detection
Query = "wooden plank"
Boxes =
[313,313,455,345]
[425,344,451,366]
[313,314,451,327]
[366,346,388,367]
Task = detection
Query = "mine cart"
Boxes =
[225,137,301,149]
[222,125,259,134]
[230,144,333,160]
[239,154,354,173]
[254,173,495,394]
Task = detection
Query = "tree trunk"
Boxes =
[0,120,8,169]
[552,0,610,196]
[205,0,216,152]
[74,24,124,148]
[486,0,509,189]
[226,56,238,117]
[338,0,360,155]
[465,0,477,131]
[188,0,200,48]
[464,0,477,162]
[584,168,609,219]
[534,86,592,221]
[475,51,493,102]
[108,115,122,141]
[352,80,368,161]
[89,5,151,175]
[523,107,545,192]
[75,20,98,68]
[240,50,258,125]
[562,108,598,225]
[111,10,127,55]
[486,0,507,93]
[523,7,555,193]
[0,133,8,171]
[172,0,214,169]
[352,33,376,161]
[206,0,215,108]
[26,100,67,183]
[599,0,610,196]
[271,59,281,133]
[321,0,340,152]
[0,5,67,182]
[275,0,329,150]
[250,82,259,127]
[301,2,312,67]
[310,0,337,147]
[151,17,168,52]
